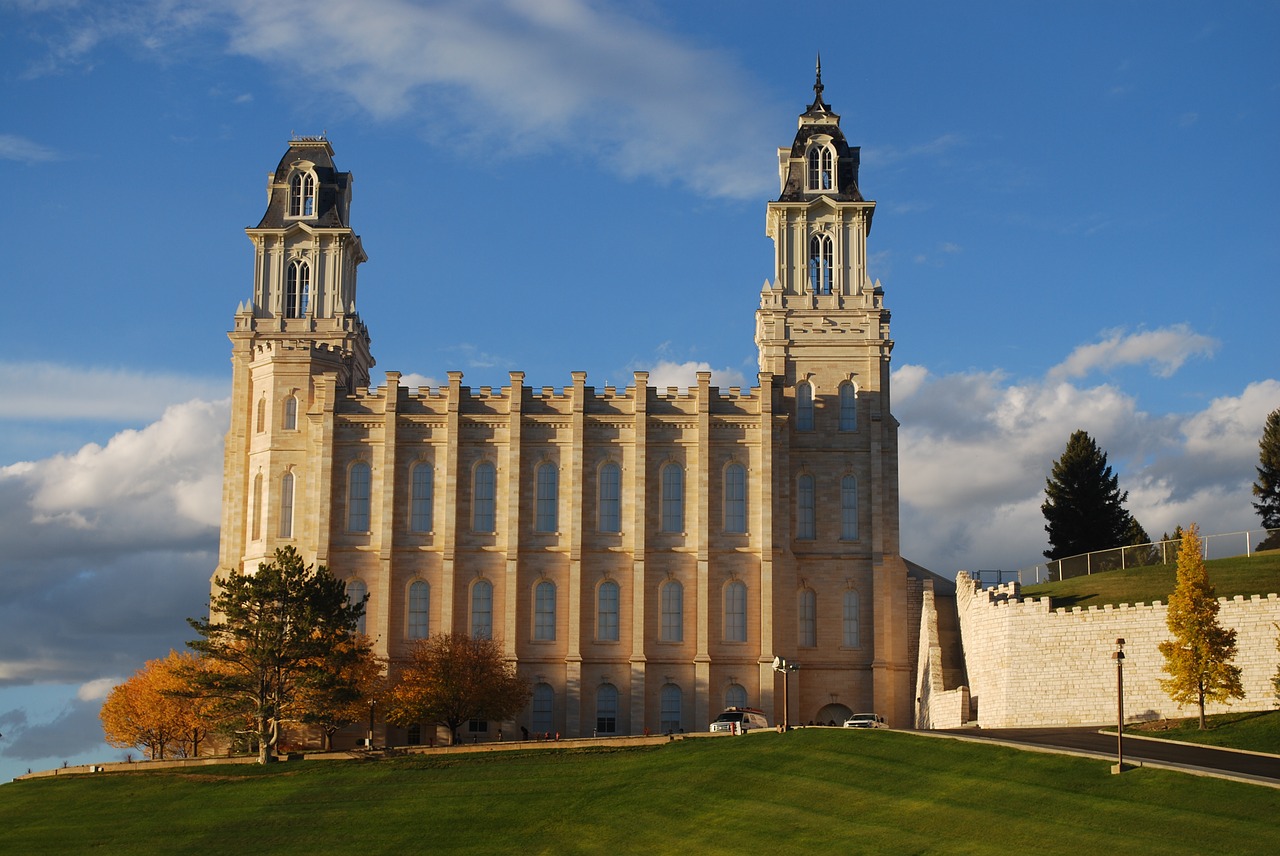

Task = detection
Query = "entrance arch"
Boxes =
[814,703,852,726]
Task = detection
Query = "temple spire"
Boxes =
[806,52,831,116]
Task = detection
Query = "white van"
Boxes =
[709,707,770,734]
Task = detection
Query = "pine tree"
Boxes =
[1253,407,1280,550]
[1041,430,1133,561]
[1157,524,1244,729]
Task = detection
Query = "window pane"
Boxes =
[841,475,858,540]
[660,684,682,733]
[598,580,619,642]
[661,581,683,642]
[408,580,430,639]
[532,683,554,735]
[284,396,298,430]
[724,464,746,533]
[535,463,557,532]
[797,475,815,540]
[472,580,493,640]
[661,464,683,533]
[596,684,618,735]
[348,463,371,532]
[347,579,367,635]
[843,589,860,648]
[725,581,746,642]
[598,463,621,532]
[798,589,816,647]
[411,464,434,532]
[839,383,857,431]
[278,472,294,538]
[473,462,495,532]
[534,581,556,641]
[251,474,263,540]
[796,384,814,432]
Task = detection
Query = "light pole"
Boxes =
[1111,638,1126,774]
[367,698,377,750]
[772,656,799,731]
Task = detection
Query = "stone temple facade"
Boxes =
[214,71,917,745]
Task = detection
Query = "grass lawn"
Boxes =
[1,730,1277,855]
[1128,709,1280,755]
[1022,552,1280,610]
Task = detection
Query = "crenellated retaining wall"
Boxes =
[955,572,1280,728]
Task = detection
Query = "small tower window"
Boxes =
[796,382,814,432]
[808,233,833,295]
[838,382,857,431]
[283,395,298,431]
[285,260,310,318]
[807,145,834,191]
[289,172,316,218]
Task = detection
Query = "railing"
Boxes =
[1006,527,1279,586]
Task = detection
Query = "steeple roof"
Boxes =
[776,60,863,203]
[254,136,353,229]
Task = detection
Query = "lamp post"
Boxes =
[1111,638,1126,774]
[367,698,377,750]
[772,656,799,731]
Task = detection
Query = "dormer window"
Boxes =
[806,144,834,191]
[285,259,310,318]
[288,171,316,218]
[808,233,833,294]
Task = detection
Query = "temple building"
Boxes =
[215,69,919,744]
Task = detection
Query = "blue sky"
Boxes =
[1,0,1276,782]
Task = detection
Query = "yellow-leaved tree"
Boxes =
[100,650,214,760]
[1157,523,1245,729]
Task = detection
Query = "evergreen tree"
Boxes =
[1253,407,1280,550]
[1041,430,1134,560]
[1157,524,1244,729]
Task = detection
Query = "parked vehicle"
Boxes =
[709,707,770,733]
[842,713,886,728]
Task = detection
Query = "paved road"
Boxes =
[953,727,1280,784]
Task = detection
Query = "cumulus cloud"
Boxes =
[642,360,749,391]
[0,133,59,163]
[1048,325,1218,381]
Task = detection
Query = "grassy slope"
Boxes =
[1,731,1277,855]
[1130,710,1280,755]
[1022,552,1280,610]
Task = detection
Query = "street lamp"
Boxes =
[772,656,799,731]
[1111,638,1127,774]
[367,698,377,750]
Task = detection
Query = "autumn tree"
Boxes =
[386,633,531,745]
[186,546,364,763]
[1042,430,1138,561]
[100,650,213,760]
[1158,524,1245,729]
[299,634,386,751]
[1253,407,1280,551]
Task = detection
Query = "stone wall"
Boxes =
[914,580,969,729]
[955,572,1280,728]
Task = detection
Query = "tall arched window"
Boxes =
[725,683,748,710]
[289,171,316,217]
[285,260,310,318]
[535,462,558,532]
[410,463,433,533]
[660,580,683,642]
[797,474,816,540]
[408,580,430,639]
[841,475,859,540]
[597,579,619,642]
[278,471,295,538]
[839,382,857,431]
[534,580,556,641]
[283,395,298,430]
[660,684,682,733]
[531,683,554,735]
[255,398,266,433]
[472,461,496,532]
[471,579,493,640]
[807,145,834,190]
[808,233,833,294]
[843,589,860,648]
[798,588,817,647]
[724,580,747,643]
[796,383,814,432]
[596,684,619,735]
[598,462,621,533]
[250,473,263,540]
[660,463,684,533]
[347,462,371,532]
[724,463,747,533]
[346,579,368,635]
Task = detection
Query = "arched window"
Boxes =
[278,471,295,538]
[841,475,858,540]
[250,473,263,541]
[596,684,619,735]
[660,463,684,533]
[660,684,682,733]
[798,588,817,647]
[724,463,747,533]
[534,580,556,641]
[598,462,621,533]
[410,463,433,533]
[796,383,814,432]
[346,579,368,635]
[797,474,816,540]
[808,233,833,295]
[724,580,746,643]
[535,462,558,532]
[289,171,316,217]
[285,260,310,318]
[660,580,683,642]
[408,580,430,639]
[725,683,748,710]
[597,579,619,642]
[839,382,857,431]
[283,395,298,431]
[255,398,266,433]
[531,683,554,735]
[843,589,860,648]
[472,461,496,532]
[807,145,834,190]
[471,579,493,640]
[347,462,371,532]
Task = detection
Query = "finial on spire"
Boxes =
[814,51,824,101]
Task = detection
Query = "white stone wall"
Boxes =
[955,572,1280,728]
[914,582,969,729]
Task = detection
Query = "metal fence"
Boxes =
[1007,527,1279,586]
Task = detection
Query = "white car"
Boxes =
[710,707,770,733]
[842,713,886,729]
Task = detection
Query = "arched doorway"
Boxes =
[814,703,852,727]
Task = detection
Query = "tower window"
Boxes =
[346,579,367,635]
[598,462,621,533]
[796,383,814,432]
[534,580,556,641]
[278,471,295,538]
[843,589,860,648]
[660,463,684,533]
[839,382,857,431]
[841,474,859,540]
[724,580,746,643]
[660,684,682,733]
[410,463,433,532]
[472,462,496,532]
[661,580,683,642]
[808,233,833,295]
[798,588,817,647]
[535,462,558,532]
[597,579,620,642]
[807,145,834,191]
[596,684,619,735]
[285,260,310,318]
[471,579,493,640]
[347,462,371,532]
[797,474,816,540]
[408,580,430,639]
[289,172,316,218]
[724,463,747,533]
[283,395,298,431]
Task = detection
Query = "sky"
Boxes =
[1,0,1277,782]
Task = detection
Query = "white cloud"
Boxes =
[642,360,748,391]
[1048,325,1218,381]
[76,677,122,702]
[0,133,59,163]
